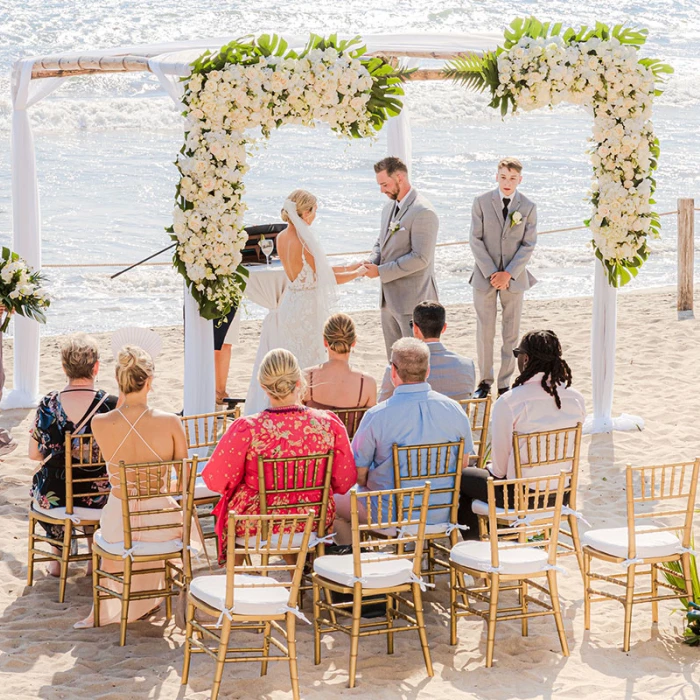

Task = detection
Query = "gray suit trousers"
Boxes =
[473,286,524,389]
[380,307,413,359]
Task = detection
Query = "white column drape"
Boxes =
[3,60,66,409]
[148,55,215,417]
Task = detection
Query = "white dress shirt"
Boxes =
[489,373,586,480]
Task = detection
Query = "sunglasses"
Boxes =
[513,348,524,358]
[409,320,414,329]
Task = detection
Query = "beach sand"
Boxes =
[1,287,699,699]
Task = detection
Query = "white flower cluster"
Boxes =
[174,47,375,314]
[495,35,658,266]
[0,259,47,302]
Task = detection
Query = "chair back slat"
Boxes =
[257,452,334,551]
[116,458,197,555]
[392,440,465,528]
[64,432,111,514]
[458,397,491,468]
[225,512,315,611]
[330,406,371,439]
[625,459,700,557]
[487,472,567,569]
[513,423,582,506]
[181,410,235,450]
[350,484,431,579]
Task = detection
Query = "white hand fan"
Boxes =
[111,327,163,360]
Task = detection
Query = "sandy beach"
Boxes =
[1,286,699,699]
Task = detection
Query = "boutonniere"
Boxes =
[510,211,523,228]
[387,221,403,239]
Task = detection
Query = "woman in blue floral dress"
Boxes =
[29,334,117,574]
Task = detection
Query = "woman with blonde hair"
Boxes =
[29,333,118,576]
[203,348,357,564]
[245,189,367,414]
[303,313,376,421]
[75,344,195,628]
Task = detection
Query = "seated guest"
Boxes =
[203,348,357,564]
[378,301,475,402]
[29,333,117,576]
[303,313,377,412]
[458,329,586,538]
[75,345,193,628]
[334,337,474,544]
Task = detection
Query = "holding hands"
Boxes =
[489,271,512,290]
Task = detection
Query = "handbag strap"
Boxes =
[72,392,109,435]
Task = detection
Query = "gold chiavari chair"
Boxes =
[91,457,198,645]
[28,432,110,602]
[331,406,371,439]
[312,484,433,688]
[458,396,492,469]
[181,409,237,547]
[471,424,584,574]
[392,440,466,583]
[182,512,315,700]
[582,459,700,652]
[257,451,334,590]
[449,472,569,667]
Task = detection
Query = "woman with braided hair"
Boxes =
[457,329,585,539]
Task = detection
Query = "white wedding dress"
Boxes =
[243,202,336,415]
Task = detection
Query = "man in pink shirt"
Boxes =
[458,329,585,539]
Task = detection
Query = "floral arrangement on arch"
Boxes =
[446,17,673,287]
[170,33,407,319]
[0,247,50,332]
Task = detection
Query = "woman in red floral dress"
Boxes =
[203,348,356,563]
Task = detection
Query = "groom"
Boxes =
[362,157,439,358]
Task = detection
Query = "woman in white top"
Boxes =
[457,330,586,539]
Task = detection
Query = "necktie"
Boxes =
[502,198,510,222]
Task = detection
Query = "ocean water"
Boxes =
[1,1,699,335]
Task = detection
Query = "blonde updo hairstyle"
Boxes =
[323,313,357,355]
[61,333,100,380]
[258,348,305,401]
[116,345,155,395]
[280,189,317,223]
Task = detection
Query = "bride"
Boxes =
[244,190,366,414]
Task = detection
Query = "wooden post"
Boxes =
[678,198,695,320]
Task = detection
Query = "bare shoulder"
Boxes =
[361,371,377,390]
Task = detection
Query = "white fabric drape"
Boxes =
[2,60,65,408]
[385,58,419,176]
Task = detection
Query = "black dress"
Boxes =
[30,389,117,538]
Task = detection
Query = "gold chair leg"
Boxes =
[287,614,300,700]
[426,540,435,586]
[477,515,488,541]
[681,553,695,605]
[261,621,272,676]
[622,564,636,653]
[312,580,322,666]
[547,569,569,656]
[181,600,196,685]
[583,551,591,631]
[413,583,434,677]
[650,564,659,623]
[164,564,173,621]
[520,579,529,637]
[449,565,458,646]
[211,617,232,700]
[119,558,132,646]
[347,585,362,688]
[58,524,72,603]
[485,574,499,668]
[92,549,101,628]
[568,515,585,580]
[27,516,36,587]
[386,592,395,655]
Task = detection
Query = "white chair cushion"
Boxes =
[190,574,291,616]
[313,552,414,589]
[450,540,550,575]
[470,500,556,522]
[581,526,683,560]
[31,502,103,523]
[93,530,183,557]
[235,532,309,549]
[370,522,451,537]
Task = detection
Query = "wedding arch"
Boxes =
[7,22,670,432]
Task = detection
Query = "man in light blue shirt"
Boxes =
[333,337,474,544]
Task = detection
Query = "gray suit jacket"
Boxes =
[469,188,537,293]
[369,189,439,314]
[378,341,476,402]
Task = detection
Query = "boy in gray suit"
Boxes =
[470,158,537,398]
[362,157,439,358]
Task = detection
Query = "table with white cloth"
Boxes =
[224,262,288,415]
